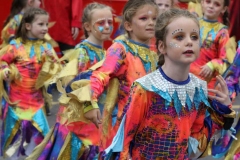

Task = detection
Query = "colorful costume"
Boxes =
[190,18,229,89]
[26,40,106,160]
[103,68,235,159]
[0,38,59,158]
[84,39,157,153]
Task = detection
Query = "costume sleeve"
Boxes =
[71,0,82,28]
[190,100,235,156]
[1,18,18,43]
[207,28,229,73]
[0,45,16,64]
[120,83,148,159]
[90,42,126,102]
[77,48,90,72]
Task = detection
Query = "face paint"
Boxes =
[148,11,153,15]
[169,42,180,48]
[98,26,104,32]
[93,18,113,32]
[172,29,183,35]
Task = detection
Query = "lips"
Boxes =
[183,50,194,54]
[146,28,154,31]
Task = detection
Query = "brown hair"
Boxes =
[222,0,230,26]
[122,0,158,37]
[155,8,199,67]
[15,7,48,43]
[3,0,28,27]
[82,2,112,38]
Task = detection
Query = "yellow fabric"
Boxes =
[222,37,237,72]
[188,0,203,17]
[206,62,214,71]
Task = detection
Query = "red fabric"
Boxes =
[229,0,240,41]
[42,0,82,46]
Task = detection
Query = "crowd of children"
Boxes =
[0,0,240,159]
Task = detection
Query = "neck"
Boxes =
[87,35,103,47]
[203,16,218,22]
[161,62,190,82]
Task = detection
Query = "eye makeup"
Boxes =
[172,29,183,35]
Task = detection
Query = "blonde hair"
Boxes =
[82,2,112,38]
[15,7,48,43]
[155,8,199,66]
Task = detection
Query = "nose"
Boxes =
[186,36,193,47]
[43,24,48,31]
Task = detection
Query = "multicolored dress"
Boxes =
[85,39,157,152]
[0,38,58,158]
[190,18,229,89]
[103,68,235,159]
[26,40,105,160]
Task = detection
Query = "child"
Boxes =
[190,0,230,90]
[1,0,41,46]
[104,8,235,159]
[26,3,114,159]
[155,0,174,14]
[0,8,59,159]
[81,0,158,153]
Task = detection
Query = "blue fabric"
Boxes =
[188,137,199,156]
[71,133,83,160]
[210,100,232,115]
[65,70,93,93]
[32,109,50,136]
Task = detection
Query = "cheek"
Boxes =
[169,42,181,48]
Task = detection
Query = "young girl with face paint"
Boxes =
[1,0,41,47]
[26,3,114,160]
[72,0,159,154]
[103,8,235,159]
[190,0,230,91]
[0,8,60,159]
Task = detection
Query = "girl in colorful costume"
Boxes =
[103,8,235,159]
[26,3,114,159]
[190,0,230,90]
[80,0,158,153]
[0,8,60,159]
[1,0,41,48]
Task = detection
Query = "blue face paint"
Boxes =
[109,26,113,32]
[98,26,104,32]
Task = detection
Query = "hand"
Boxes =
[72,27,79,40]
[199,64,213,78]
[45,50,57,62]
[3,68,11,81]
[208,75,231,106]
[84,108,102,128]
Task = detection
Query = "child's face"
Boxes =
[201,0,227,20]
[29,0,41,8]
[26,14,49,39]
[155,0,172,14]
[87,8,113,41]
[125,4,157,44]
[160,17,200,65]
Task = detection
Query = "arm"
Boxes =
[207,28,229,74]
[1,18,19,43]
[120,83,148,159]
[77,48,90,72]
[90,42,126,102]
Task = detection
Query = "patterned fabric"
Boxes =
[190,18,229,89]
[116,69,233,159]
[1,13,23,44]
[88,39,157,150]
[27,40,105,160]
[0,38,52,158]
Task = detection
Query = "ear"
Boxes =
[25,23,32,31]
[221,6,228,15]
[124,21,132,32]
[157,41,166,55]
[84,22,91,32]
